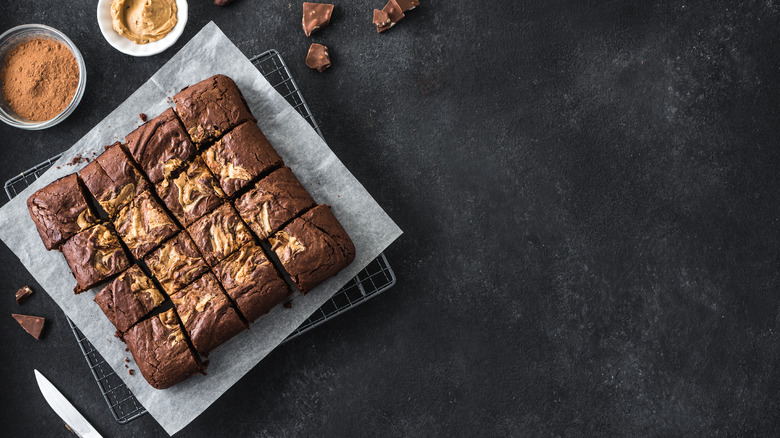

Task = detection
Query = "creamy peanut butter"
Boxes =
[111,0,178,45]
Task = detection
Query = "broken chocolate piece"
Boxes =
[302,2,334,37]
[215,0,235,5]
[395,0,419,12]
[15,286,33,305]
[377,0,404,32]
[306,43,331,72]
[12,314,45,340]
[373,9,391,29]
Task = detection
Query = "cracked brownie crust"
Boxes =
[95,265,165,333]
[213,242,290,323]
[173,74,256,146]
[156,156,226,226]
[171,272,246,355]
[187,203,253,266]
[270,204,355,294]
[113,191,179,259]
[62,224,130,293]
[125,108,198,184]
[27,173,98,250]
[235,166,315,240]
[145,233,209,296]
[202,121,283,197]
[80,142,151,218]
[124,309,204,389]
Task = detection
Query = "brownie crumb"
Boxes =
[139,113,147,122]
[125,357,130,362]
[67,154,89,166]
[128,369,134,375]
[125,347,129,352]
[283,302,292,309]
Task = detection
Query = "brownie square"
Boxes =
[27,173,99,250]
[187,203,253,266]
[235,167,315,240]
[94,265,165,333]
[173,74,256,146]
[213,242,290,323]
[113,191,179,259]
[124,309,204,389]
[80,142,150,218]
[170,272,246,355]
[144,233,209,296]
[270,205,355,293]
[62,224,130,293]
[156,157,226,226]
[202,121,284,197]
[125,108,198,184]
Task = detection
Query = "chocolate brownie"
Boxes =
[124,309,204,389]
[235,167,315,240]
[172,74,256,146]
[213,242,290,323]
[186,203,253,266]
[170,272,246,355]
[144,233,209,296]
[62,224,130,293]
[94,265,165,333]
[80,142,150,218]
[156,157,226,226]
[270,205,355,293]
[27,173,99,250]
[202,121,283,197]
[125,108,198,184]
[113,191,179,259]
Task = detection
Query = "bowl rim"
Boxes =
[0,24,87,130]
[96,0,189,57]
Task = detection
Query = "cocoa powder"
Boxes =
[0,38,79,121]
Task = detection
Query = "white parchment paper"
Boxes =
[0,22,401,436]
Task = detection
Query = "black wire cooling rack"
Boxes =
[6,49,396,424]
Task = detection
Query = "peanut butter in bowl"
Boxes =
[111,0,178,44]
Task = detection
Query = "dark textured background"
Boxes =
[2,0,780,436]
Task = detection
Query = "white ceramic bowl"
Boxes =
[0,24,87,130]
[97,0,188,57]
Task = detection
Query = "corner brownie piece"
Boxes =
[213,242,290,323]
[80,142,150,218]
[173,74,256,146]
[187,203,253,266]
[62,224,130,293]
[124,309,204,389]
[202,121,283,197]
[235,167,315,240]
[125,108,198,184]
[94,265,165,333]
[113,191,179,259]
[171,272,246,355]
[270,205,355,293]
[27,173,99,250]
[156,157,226,226]
[144,233,209,296]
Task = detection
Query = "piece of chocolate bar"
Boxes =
[15,286,33,305]
[12,314,45,340]
[302,2,334,37]
[373,9,391,30]
[377,0,404,32]
[396,0,419,12]
[306,43,331,72]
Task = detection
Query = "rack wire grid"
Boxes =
[5,49,396,424]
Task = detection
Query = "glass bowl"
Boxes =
[0,24,87,130]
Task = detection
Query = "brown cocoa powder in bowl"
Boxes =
[0,38,79,121]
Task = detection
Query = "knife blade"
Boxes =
[34,369,103,438]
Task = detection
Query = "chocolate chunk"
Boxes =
[15,286,33,305]
[377,0,404,32]
[12,314,45,340]
[373,9,391,30]
[305,43,331,73]
[395,0,419,12]
[302,2,334,37]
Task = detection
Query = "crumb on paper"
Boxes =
[283,302,292,309]
[139,113,147,122]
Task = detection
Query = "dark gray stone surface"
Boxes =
[2,0,780,436]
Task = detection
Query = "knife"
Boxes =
[34,370,103,438]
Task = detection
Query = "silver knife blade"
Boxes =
[34,370,103,438]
